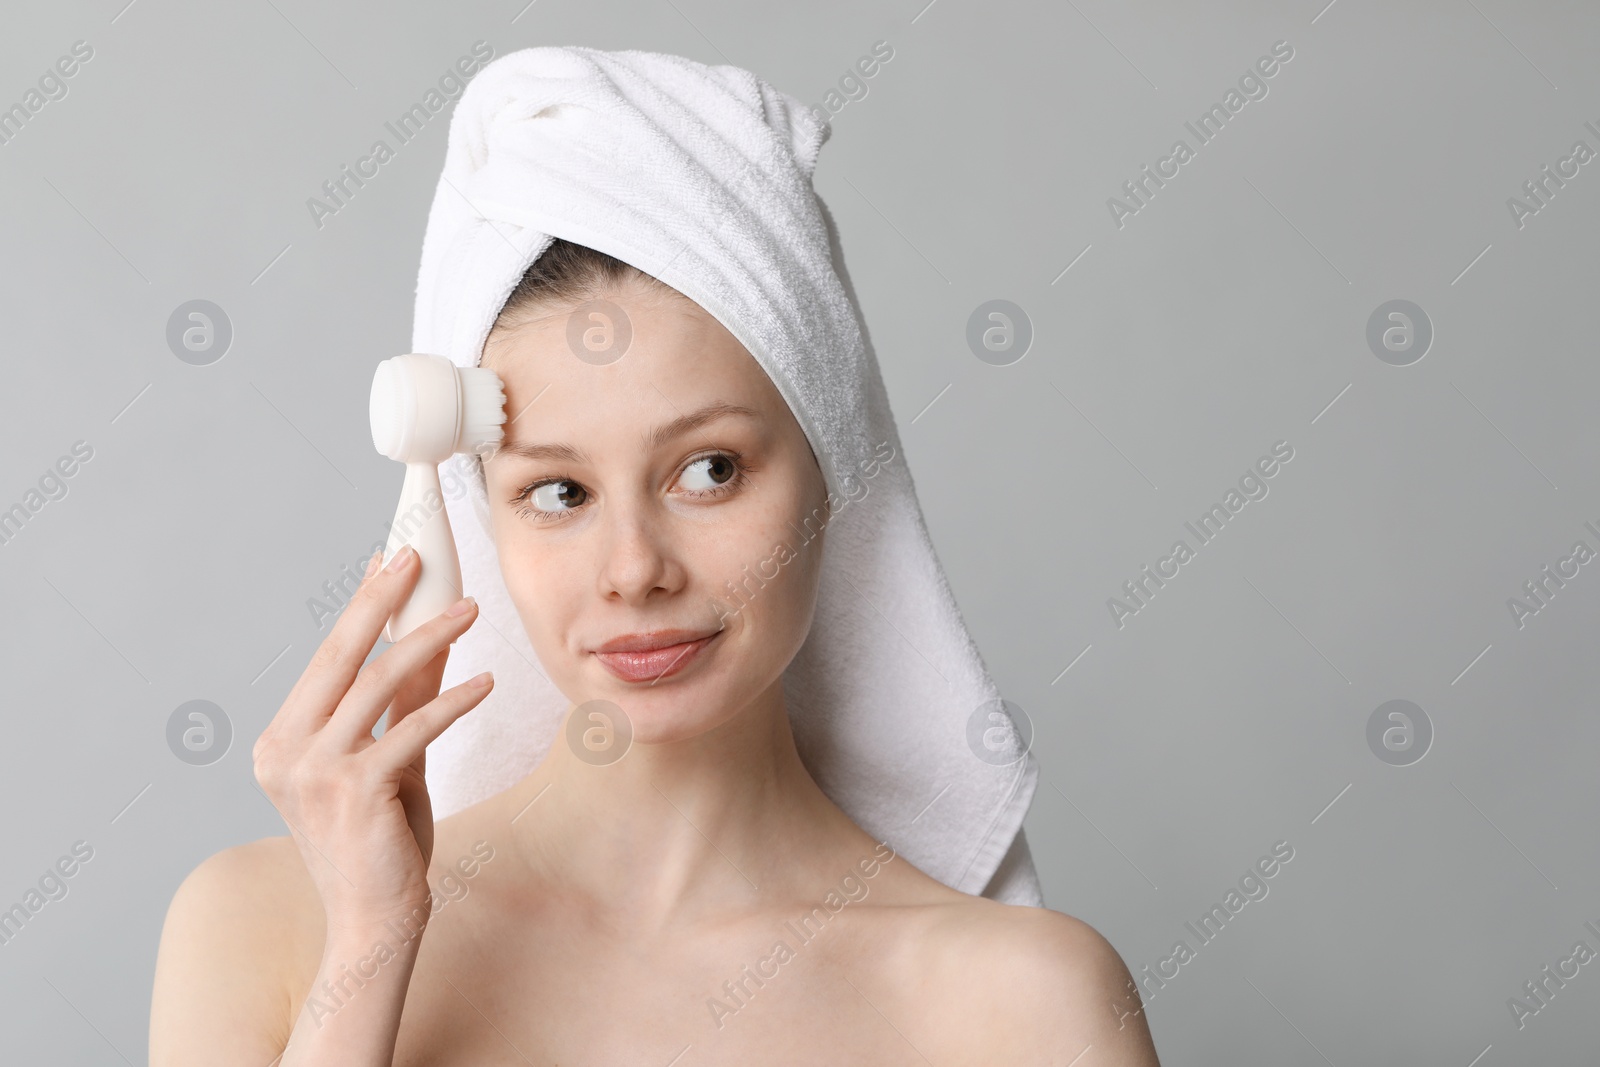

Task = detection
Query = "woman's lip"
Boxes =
[593,631,719,683]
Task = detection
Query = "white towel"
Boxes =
[411,45,1043,906]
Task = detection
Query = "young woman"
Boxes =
[150,40,1162,1064]
[149,239,1160,1065]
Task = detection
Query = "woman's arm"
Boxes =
[1007,910,1162,1066]
[152,545,492,1064]
[931,905,1161,1066]
[149,837,426,1066]
[150,841,299,1063]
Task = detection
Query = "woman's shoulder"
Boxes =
[906,897,1160,1065]
[150,836,320,1057]
[162,834,321,937]
[920,895,1130,989]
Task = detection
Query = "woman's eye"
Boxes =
[528,480,587,514]
[514,452,745,523]
[679,453,738,491]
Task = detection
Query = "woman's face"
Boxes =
[480,274,829,743]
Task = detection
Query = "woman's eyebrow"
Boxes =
[493,401,762,463]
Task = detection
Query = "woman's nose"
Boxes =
[593,502,685,604]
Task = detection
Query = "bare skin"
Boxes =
[149,275,1161,1066]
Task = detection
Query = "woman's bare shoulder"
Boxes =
[842,854,1153,1059]
[168,834,323,940]
[910,899,1161,1066]
[150,836,321,1061]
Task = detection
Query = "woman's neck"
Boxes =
[488,680,870,937]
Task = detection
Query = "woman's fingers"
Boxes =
[276,546,421,741]
[322,597,479,749]
[367,671,495,772]
[246,543,489,939]
[389,643,451,738]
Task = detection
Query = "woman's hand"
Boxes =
[252,544,493,936]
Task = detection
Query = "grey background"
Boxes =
[1,0,1596,1062]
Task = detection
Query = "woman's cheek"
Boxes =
[498,538,572,650]
[716,524,818,629]
[702,512,777,581]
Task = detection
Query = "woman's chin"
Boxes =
[558,675,736,746]
[623,703,742,748]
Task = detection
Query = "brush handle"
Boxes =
[381,461,464,644]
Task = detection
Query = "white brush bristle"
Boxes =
[458,365,507,455]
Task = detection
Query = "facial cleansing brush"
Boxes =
[369,352,506,643]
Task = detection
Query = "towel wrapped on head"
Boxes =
[413,44,1043,905]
